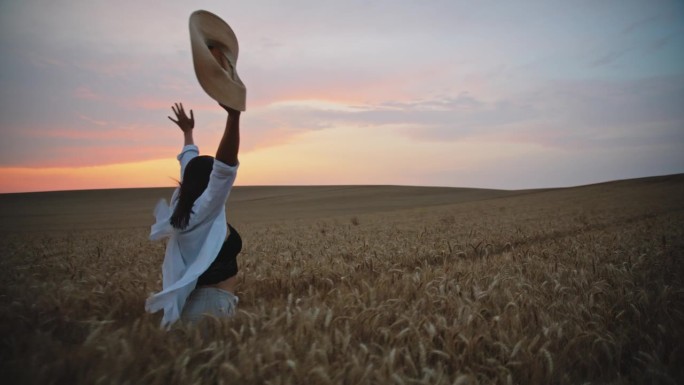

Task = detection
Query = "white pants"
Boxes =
[180,287,238,324]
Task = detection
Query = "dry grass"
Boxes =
[1,175,683,384]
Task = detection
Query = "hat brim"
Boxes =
[189,10,246,111]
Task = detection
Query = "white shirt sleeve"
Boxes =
[188,159,239,228]
[177,144,199,181]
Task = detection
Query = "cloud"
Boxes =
[73,87,101,101]
[1,121,181,168]
[78,114,108,126]
[239,72,684,157]
[376,94,484,112]
[621,13,663,35]
[646,30,681,52]
[588,48,633,67]
[239,92,537,149]
[500,75,684,150]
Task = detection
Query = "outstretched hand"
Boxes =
[168,103,194,132]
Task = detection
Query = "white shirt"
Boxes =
[145,144,239,327]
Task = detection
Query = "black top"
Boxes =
[196,223,242,286]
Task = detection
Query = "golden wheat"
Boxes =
[1,177,683,384]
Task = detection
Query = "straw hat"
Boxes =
[189,10,246,111]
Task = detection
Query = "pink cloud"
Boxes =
[74,58,143,77]
[29,54,67,69]
[23,123,166,141]
[122,95,222,113]
[245,61,456,109]
[78,114,108,126]
[73,86,101,100]
[8,122,182,168]
[27,144,176,169]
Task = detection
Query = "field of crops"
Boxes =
[1,175,683,384]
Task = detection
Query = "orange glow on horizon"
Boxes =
[0,159,180,193]
[0,123,549,193]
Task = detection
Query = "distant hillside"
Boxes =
[0,174,682,233]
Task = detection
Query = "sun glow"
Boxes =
[0,159,180,193]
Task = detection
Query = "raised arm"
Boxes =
[168,103,195,145]
[168,103,198,180]
[183,103,241,227]
[216,104,240,166]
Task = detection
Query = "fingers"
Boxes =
[171,102,193,121]
[168,116,179,124]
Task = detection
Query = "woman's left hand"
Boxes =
[219,103,241,117]
[168,103,195,132]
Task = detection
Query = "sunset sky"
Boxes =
[1,0,682,193]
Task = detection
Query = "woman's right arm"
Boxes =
[168,103,198,180]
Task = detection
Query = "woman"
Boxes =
[145,102,242,327]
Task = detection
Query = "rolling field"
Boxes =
[1,175,683,384]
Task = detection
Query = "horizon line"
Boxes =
[1,172,682,196]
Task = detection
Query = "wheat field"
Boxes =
[1,175,683,384]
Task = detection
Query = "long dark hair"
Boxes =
[170,155,214,230]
